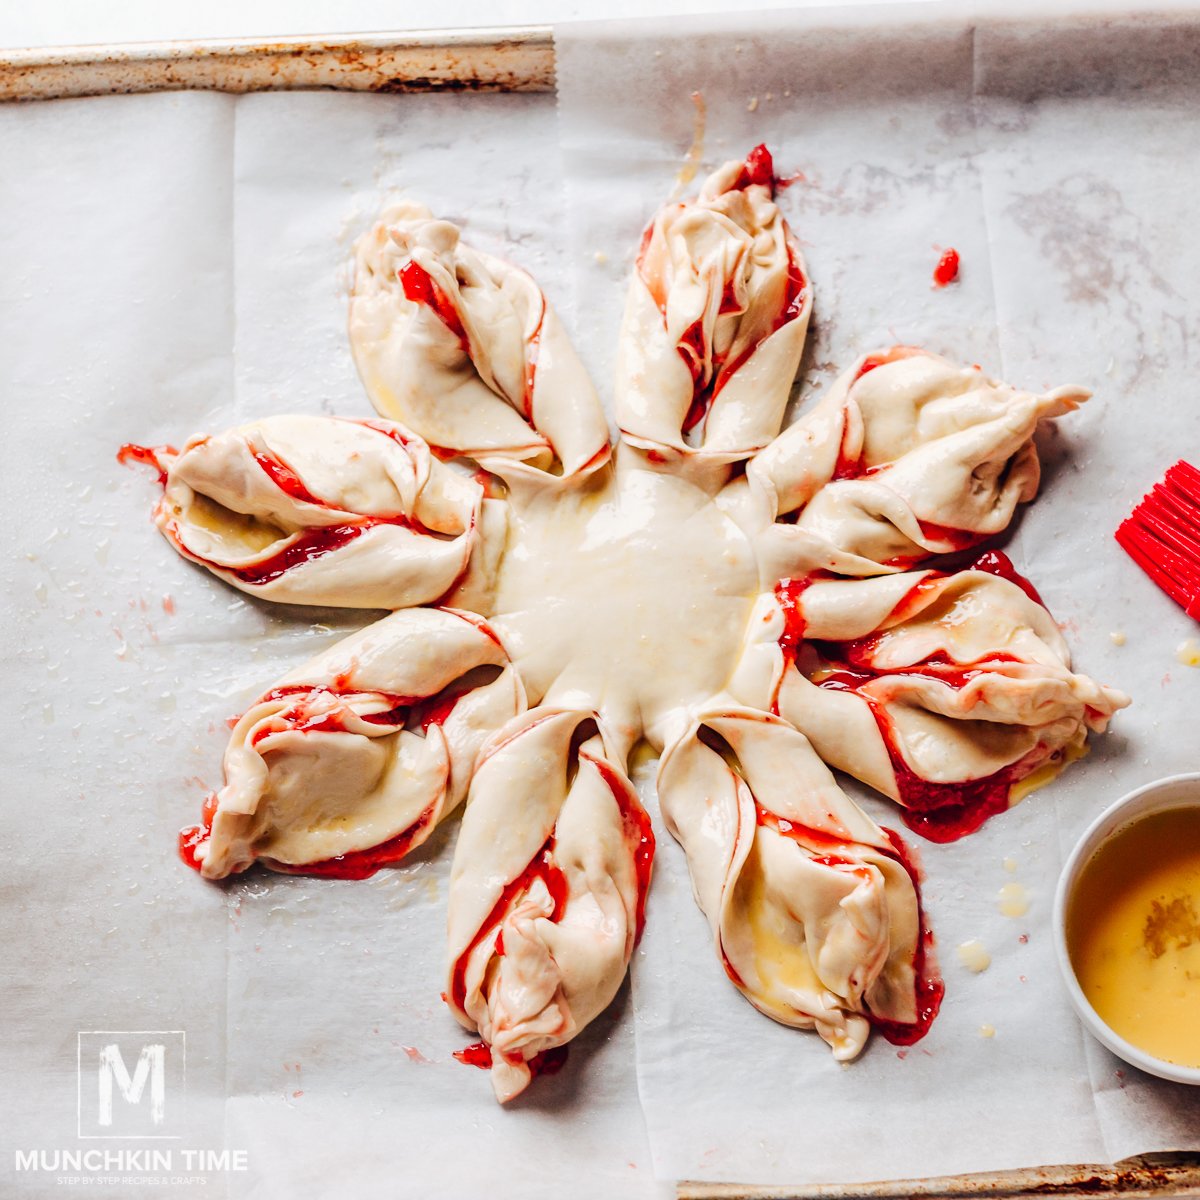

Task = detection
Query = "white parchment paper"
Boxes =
[555,1,1200,1189]
[1,5,1198,1197]
[0,90,663,1200]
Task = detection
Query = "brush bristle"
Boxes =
[1115,459,1200,620]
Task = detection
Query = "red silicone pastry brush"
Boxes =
[1115,459,1200,619]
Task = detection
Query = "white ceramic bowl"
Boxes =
[1053,772,1200,1086]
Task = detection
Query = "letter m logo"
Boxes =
[98,1042,165,1126]
[77,1031,185,1138]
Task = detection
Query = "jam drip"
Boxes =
[401,258,544,424]
[969,549,1046,607]
[228,524,373,585]
[584,753,656,942]
[752,805,943,1044]
[755,803,864,856]
[249,440,426,528]
[866,548,1045,619]
[269,805,439,881]
[179,792,219,872]
[252,448,325,506]
[868,830,944,1045]
[774,575,819,661]
[452,1041,569,1079]
[853,345,925,383]
[117,442,177,486]
[810,610,1027,841]
[888,549,1044,617]
[820,666,1018,844]
[733,143,778,193]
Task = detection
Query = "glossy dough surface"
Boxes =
[148,415,481,608]
[124,148,1129,1102]
[733,561,1129,841]
[446,709,652,1102]
[350,203,609,481]
[751,348,1088,577]
[195,607,521,880]
[658,709,923,1060]
[615,153,811,459]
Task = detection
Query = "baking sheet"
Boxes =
[554,2,1200,1189]
[1,5,1199,1198]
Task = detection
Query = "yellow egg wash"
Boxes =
[1067,807,1200,1069]
[730,836,822,1005]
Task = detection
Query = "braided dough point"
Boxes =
[144,415,481,608]
[733,560,1129,840]
[351,204,610,482]
[446,708,653,1103]
[751,348,1088,576]
[192,607,521,879]
[615,147,811,461]
[658,708,926,1061]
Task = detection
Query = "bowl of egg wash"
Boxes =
[1054,773,1200,1085]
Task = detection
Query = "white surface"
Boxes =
[2,2,1200,1198]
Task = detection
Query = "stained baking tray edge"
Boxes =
[0,27,555,101]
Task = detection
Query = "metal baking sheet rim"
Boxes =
[0,27,556,101]
[3,20,1199,1200]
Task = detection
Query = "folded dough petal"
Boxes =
[749,347,1087,573]
[615,145,811,460]
[122,415,482,608]
[445,707,653,1103]
[657,707,937,1061]
[350,203,610,481]
[184,607,522,879]
[734,553,1130,842]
